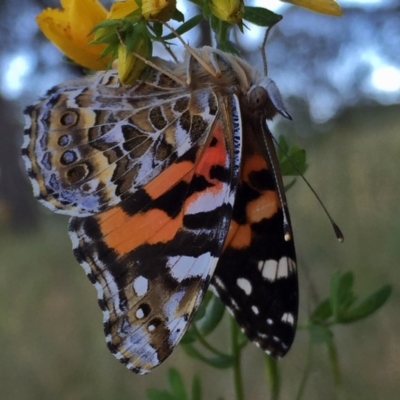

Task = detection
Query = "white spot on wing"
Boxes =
[185,183,229,214]
[277,257,289,279]
[267,318,274,325]
[167,253,217,282]
[259,259,278,281]
[136,307,145,319]
[251,305,259,315]
[258,257,296,281]
[237,278,252,295]
[281,312,295,325]
[133,276,149,296]
[213,276,226,291]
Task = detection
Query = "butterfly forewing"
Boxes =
[68,91,242,373]
[212,105,298,357]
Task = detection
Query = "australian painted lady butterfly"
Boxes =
[22,46,298,374]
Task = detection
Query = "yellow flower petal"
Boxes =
[108,0,139,19]
[118,42,147,85]
[142,0,177,22]
[63,0,107,39]
[282,0,342,16]
[209,0,244,23]
[36,0,110,70]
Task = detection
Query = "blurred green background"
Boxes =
[1,1,400,399]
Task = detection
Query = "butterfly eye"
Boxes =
[247,86,269,111]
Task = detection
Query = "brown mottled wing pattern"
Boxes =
[22,69,218,216]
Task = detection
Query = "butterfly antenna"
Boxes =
[273,136,344,242]
[260,121,293,242]
[260,25,273,76]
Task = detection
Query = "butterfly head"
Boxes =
[247,77,292,121]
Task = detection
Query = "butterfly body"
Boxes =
[22,47,297,374]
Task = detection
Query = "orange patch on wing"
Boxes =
[224,220,252,250]
[196,122,227,182]
[99,207,183,255]
[241,154,268,183]
[145,160,194,199]
[246,190,279,223]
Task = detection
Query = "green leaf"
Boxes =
[278,135,289,156]
[279,147,307,176]
[162,14,204,40]
[197,295,225,336]
[147,389,175,400]
[243,6,282,27]
[187,0,204,7]
[152,22,163,38]
[181,344,234,369]
[89,19,120,34]
[311,299,332,322]
[330,271,357,321]
[172,8,185,22]
[329,270,342,321]
[91,31,119,45]
[277,136,308,176]
[193,291,213,322]
[309,324,333,344]
[337,271,356,312]
[180,328,197,345]
[168,368,188,400]
[191,375,202,400]
[210,13,219,32]
[339,285,392,324]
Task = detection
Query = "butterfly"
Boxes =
[22,46,298,374]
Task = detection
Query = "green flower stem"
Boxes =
[264,354,280,400]
[295,341,313,400]
[216,19,230,46]
[327,340,341,387]
[192,324,230,358]
[230,318,244,400]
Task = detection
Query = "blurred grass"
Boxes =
[1,104,399,399]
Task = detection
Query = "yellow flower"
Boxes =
[209,0,244,24]
[142,0,177,22]
[108,0,139,20]
[36,0,112,70]
[282,0,342,16]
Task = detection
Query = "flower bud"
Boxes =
[141,0,177,22]
[209,0,244,24]
[117,34,150,84]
